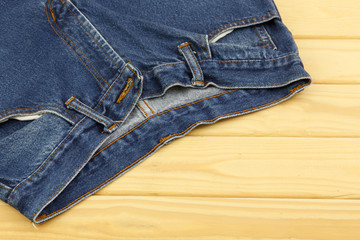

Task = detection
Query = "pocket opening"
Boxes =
[206,16,298,61]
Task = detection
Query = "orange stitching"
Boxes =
[178,42,191,48]
[33,89,236,220]
[186,44,203,83]
[127,62,138,76]
[137,103,148,117]
[97,80,309,157]
[117,84,142,123]
[61,1,121,70]
[208,12,277,39]
[0,105,80,120]
[143,100,154,114]
[116,78,133,103]
[95,64,133,110]
[51,12,110,87]
[50,10,56,21]
[37,214,47,221]
[194,80,207,84]
[48,0,109,88]
[93,89,237,158]
[142,60,303,100]
[70,104,111,127]
[108,124,117,130]
[143,53,298,77]
[46,1,105,89]
[257,43,274,49]
[34,132,110,221]
[0,185,10,192]
[8,5,135,206]
[37,80,311,220]
[98,67,126,106]
[65,96,76,106]
[199,53,298,64]
[49,0,56,9]
[290,83,307,93]
[8,116,84,203]
[9,78,309,206]
[97,77,310,156]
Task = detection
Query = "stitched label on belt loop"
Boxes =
[178,42,204,87]
[116,77,134,103]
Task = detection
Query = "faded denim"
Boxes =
[0,0,311,223]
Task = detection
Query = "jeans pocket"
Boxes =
[207,16,298,60]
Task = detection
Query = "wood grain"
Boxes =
[189,84,360,137]
[297,40,360,84]
[96,136,360,198]
[276,0,360,38]
[2,196,360,240]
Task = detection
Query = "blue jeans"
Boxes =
[0,0,311,223]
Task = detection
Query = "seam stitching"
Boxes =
[51,0,109,86]
[0,185,10,192]
[7,52,138,205]
[48,0,109,88]
[69,103,112,128]
[143,53,298,76]
[142,53,300,99]
[208,12,277,40]
[93,90,237,157]
[143,100,155,114]
[61,1,122,70]
[137,103,148,118]
[117,87,142,123]
[37,79,311,220]
[33,132,110,220]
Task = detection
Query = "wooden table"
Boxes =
[1,0,360,239]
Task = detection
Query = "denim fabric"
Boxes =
[0,0,311,223]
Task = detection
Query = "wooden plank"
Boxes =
[187,84,360,137]
[297,39,360,84]
[2,196,360,239]
[275,0,360,38]
[95,137,360,199]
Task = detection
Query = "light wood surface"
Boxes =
[1,0,360,239]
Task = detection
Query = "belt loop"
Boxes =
[65,96,119,133]
[178,42,205,87]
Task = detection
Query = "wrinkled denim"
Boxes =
[0,0,311,223]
